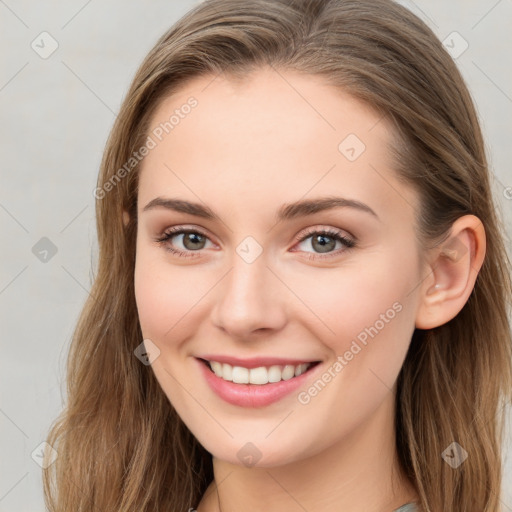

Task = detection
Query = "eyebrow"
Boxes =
[142,196,379,222]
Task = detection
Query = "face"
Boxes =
[133,67,424,467]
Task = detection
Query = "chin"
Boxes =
[203,436,310,469]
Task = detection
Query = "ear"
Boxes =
[415,215,486,329]
[123,209,130,227]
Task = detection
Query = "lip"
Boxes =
[195,357,322,408]
[197,354,319,369]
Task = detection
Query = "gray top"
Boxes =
[393,504,418,512]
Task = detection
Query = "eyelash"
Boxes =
[154,226,356,260]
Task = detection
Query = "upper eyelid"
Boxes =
[159,224,354,247]
[159,224,351,237]
[297,225,354,239]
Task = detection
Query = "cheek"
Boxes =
[134,250,182,340]
[293,274,415,444]
[134,252,215,344]
[293,250,416,349]
[290,247,419,410]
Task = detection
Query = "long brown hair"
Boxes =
[43,1,512,510]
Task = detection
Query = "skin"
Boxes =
[128,67,486,512]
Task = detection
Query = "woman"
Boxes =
[43,1,512,511]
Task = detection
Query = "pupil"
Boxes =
[184,233,204,249]
[314,234,335,253]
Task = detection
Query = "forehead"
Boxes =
[146,67,387,155]
[138,67,417,223]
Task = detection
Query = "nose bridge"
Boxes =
[211,244,286,336]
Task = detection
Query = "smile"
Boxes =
[202,359,317,384]
[196,357,322,408]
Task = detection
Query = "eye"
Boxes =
[155,226,214,258]
[292,227,356,260]
[154,225,356,260]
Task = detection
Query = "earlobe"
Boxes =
[123,210,130,227]
[415,215,486,329]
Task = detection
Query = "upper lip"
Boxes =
[196,354,321,369]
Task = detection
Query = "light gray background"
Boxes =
[1,1,511,510]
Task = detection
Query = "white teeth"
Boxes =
[222,363,233,381]
[232,366,249,384]
[268,365,282,383]
[249,366,268,385]
[210,361,223,377]
[281,364,296,380]
[207,360,313,385]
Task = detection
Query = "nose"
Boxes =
[210,251,288,339]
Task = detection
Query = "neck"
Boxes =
[196,390,418,512]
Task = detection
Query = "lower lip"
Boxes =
[196,358,321,408]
